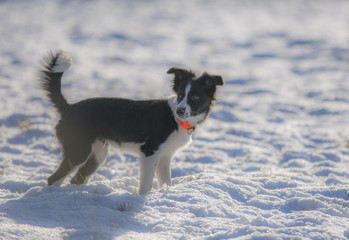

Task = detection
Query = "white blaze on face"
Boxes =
[177,83,192,120]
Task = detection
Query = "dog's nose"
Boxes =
[177,107,185,116]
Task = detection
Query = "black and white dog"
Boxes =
[39,50,223,194]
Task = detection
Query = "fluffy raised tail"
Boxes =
[39,50,72,114]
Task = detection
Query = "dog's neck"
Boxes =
[177,118,195,134]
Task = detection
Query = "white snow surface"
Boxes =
[1,0,349,239]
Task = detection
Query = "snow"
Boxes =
[1,0,349,239]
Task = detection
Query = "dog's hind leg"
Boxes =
[70,140,109,185]
[48,157,76,186]
[48,143,92,186]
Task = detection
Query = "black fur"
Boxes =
[58,98,178,157]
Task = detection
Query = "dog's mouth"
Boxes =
[177,115,188,121]
[176,111,199,121]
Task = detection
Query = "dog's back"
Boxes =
[58,97,178,157]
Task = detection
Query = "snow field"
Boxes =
[1,0,349,239]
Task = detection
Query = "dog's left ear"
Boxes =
[167,66,195,80]
[203,73,224,87]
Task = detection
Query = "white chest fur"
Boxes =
[157,127,191,157]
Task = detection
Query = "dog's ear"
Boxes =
[167,66,195,80]
[202,73,224,87]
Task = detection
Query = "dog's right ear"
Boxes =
[167,66,195,80]
[168,66,195,93]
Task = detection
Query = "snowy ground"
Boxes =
[1,0,349,239]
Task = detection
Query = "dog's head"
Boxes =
[167,66,223,125]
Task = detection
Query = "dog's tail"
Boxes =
[39,50,72,114]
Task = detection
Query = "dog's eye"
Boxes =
[178,93,183,99]
[191,95,199,101]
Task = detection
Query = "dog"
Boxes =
[39,50,223,194]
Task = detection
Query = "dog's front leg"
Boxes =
[138,156,158,195]
[156,154,173,188]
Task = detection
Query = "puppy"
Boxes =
[39,50,223,194]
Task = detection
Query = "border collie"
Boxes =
[39,50,223,195]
